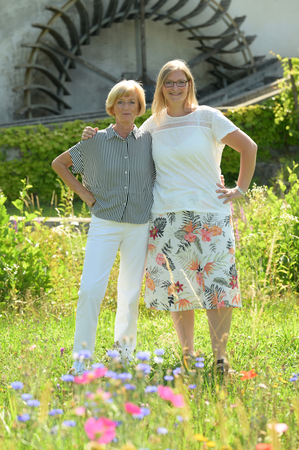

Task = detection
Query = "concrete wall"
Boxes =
[0,0,298,124]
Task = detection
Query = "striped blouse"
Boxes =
[68,124,155,224]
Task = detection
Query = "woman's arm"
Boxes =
[216,129,257,204]
[52,151,96,207]
[81,127,98,140]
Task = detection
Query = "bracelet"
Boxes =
[236,185,246,196]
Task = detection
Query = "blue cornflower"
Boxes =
[136,351,151,361]
[189,384,197,389]
[164,375,174,381]
[124,384,136,390]
[141,407,150,416]
[154,356,163,364]
[17,414,30,422]
[157,427,168,434]
[21,394,32,401]
[78,350,92,360]
[136,364,151,374]
[107,350,120,358]
[176,415,183,422]
[61,375,74,382]
[145,386,158,393]
[27,399,40,407]
[11,382,23,390]
[195,362,204,368]
[196,357,204,361]
[118,372,132,381]
[173,367,181,376]
[48,409,63,416]
[62,420,76,427]
[290,375,298,382]
[105,371,118,379]
[115,421,122,427]
[91,363,105,369]
[154,349,165,356]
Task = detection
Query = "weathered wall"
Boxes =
[0,0,298,124]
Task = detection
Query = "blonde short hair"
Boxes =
[152,60,198,118]
[106,80,146,117]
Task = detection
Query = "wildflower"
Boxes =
[154,356,163,364]
[118,373,133,381]
[194,434,208,442]
[255,445,273,450]
[289,374,298,382]
[61,374,74,382]
[92,363,105,369]
[124,384,136,390]
[29,345,37,351]
[125,402,142,415]
[230,404,237,408]
[176,415,183,422]
[84,417,116,444]
[106,350,120,358]
[105,371,119,379]
[63,420,76,427]
[207,442,216,448]
[11,382,23,390]
[78,350,92,360]
[145,386,157,393]
[189,384,197,389]
[48,409,63,416]
[268,423,288,433]
[158,385,184,408]
[157,427,168,434]
[27,399,40,407]
[240,369,258,381]
[75,368,108,384]
[136,351,151,361]
[164,375,174,381]
[196,357,204,361]
[17,414,30,422]
[74,407,86,416]
[173,367,181,376]
[195,362,204,368]
[154,349,164,356]
[60,347,65,356]
[136,364,151,374]
[21,394,32,401]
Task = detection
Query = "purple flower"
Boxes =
[60,347,65,357]
[124,384,136,390]
[145,386,158,393]
[56,384,61,390]
[196,357,204,361]
[105,371,118,379]
[62,420,76,427]
[136,364,151,374]
[107,350,120,358]
[189,384,197,389]
[21,394,32,401]
[140,407,150,416]
[154,349,164,356]
[176,415,183,422]
[49,409,63,416]
[91,363,105,369]
[136,351,151,361]
[195,362,204,368]
[118,373,132,381]
[173,367,181,376]
[11,382,23,390]
[164,375,174,381]
[27,399,40,407]
[61,375,74,382]
[78,350,92,360]
[17,414,30,422]
[157,427,168,435]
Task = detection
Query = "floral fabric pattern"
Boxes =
[144,211,241,311]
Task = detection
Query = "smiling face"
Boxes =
[162,69,190,108]
[111,91,140,126]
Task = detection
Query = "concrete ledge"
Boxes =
[9,216,91,228]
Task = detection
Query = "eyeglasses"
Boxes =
[164,80,188,88]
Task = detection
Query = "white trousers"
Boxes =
[73,215,149,356]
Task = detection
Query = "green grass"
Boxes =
[6,199,85,218]
[0,293,299,449]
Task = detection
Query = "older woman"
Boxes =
[52,80,155,374]
[82,60,257,374]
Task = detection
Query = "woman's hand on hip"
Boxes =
[216,183,243,204]
[82,126,98,140]
[80,190,96,207]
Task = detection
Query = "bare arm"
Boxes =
[52,151,96,207]
[216,129,257,204]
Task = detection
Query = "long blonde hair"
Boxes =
[152,60,198,118]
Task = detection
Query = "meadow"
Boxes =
[1,165,299,450]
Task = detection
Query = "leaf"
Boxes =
[194,237,203,254]
[213,277,230,288]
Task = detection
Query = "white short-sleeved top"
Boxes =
[140,105,238,215]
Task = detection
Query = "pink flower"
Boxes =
[60,347,65,356]
[74,368,108,385]
[184,232,197,243]
[217,300,225,309]
[157,385,185,408]
[199,229,212,242]
[96,388,111,401]
[84,417,116,444]
[29,345,36,351]
[75,406,86,416]
[156,253,166,265]
[125,402,141,415]
[267,423,288,433]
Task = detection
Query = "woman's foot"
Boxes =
[69,360,86,376]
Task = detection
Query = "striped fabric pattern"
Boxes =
[69,125,155,224]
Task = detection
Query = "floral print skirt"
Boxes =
[144,211,241,311]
